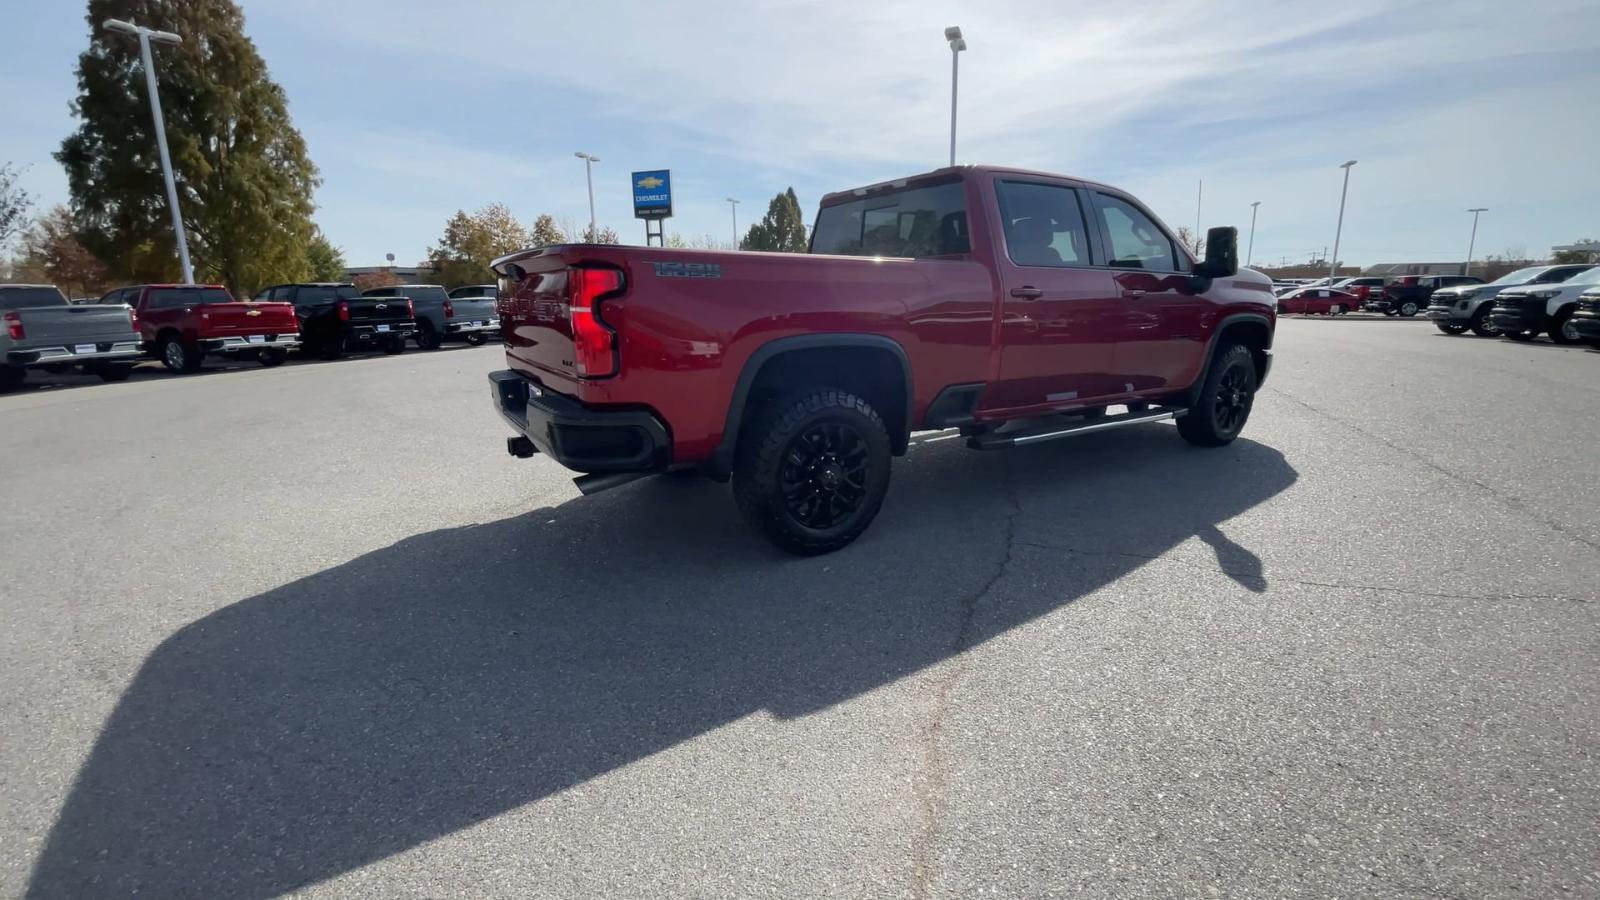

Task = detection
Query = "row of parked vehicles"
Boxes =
[1269,264,1600,344]
[0,281,501,389]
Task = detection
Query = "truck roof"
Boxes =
[0,283,58,290]
[124,283,229,289]
[819,164,1120,204]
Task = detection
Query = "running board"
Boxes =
[966,407,1186,450]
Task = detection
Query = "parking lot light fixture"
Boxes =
[945,27,966,167]
[1464,208,1488,276]
[103,18,193,284]
[1329,160,1356,279]
[575,152,600,241]
[726,198,740,249]
[1247,201,1260,267]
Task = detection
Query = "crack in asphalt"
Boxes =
[910,461,1019,900]
[1265,385,1600,553]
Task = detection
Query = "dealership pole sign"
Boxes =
[632,170,673,220]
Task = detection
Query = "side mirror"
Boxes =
[1194,226,1239,279]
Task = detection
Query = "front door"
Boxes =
[988,179,1122,413]
[1088,191,1208,394]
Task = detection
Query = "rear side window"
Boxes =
[0,287,69,309]
[811,180,970,258]
[995,181,1093,267]
[1091,193,1179,272]
[147,288,233,308]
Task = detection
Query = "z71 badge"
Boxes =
[652,261,721,279]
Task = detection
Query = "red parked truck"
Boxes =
[99,284,301,372]
[489,165,1275,554]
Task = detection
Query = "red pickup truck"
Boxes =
[490,165,1275,554]
[98,284,301,372]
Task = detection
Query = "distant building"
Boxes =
[1257,264,1360,280]
[342,264,435,285]
[1361,262,1466,277]
[1552,240,1600,257]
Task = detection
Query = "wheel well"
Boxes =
[1217,319,1271,383]
[156,327,183,345]
[740,346,910,454]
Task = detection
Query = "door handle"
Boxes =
[1124,289,1147,299]
[1010,286,1043,300]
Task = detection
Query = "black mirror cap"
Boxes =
[1196,226,1239,278]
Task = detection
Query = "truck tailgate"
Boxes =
[448,297,498,324]
[347,298,414,325]
[203,302,298,336]
[12,305,138,346]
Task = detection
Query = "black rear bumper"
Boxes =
[489,369,668,472]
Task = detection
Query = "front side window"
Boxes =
[811,180,969,258]
[1092,193,1178,272]
[994,181,1092,268]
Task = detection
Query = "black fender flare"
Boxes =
[711,333,914,476]
[1181,312,1275,406]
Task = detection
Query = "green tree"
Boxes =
[427,203,530,288]
[529,214,566,247]
[739,188,806,252]
[304,228,345,281]
[56,0,320,295]
[580,224,620,244]
[0,162,35,251]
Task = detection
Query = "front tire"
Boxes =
[1177,343,1257,447]
[160,337,203,373]
[414,323,443,350]
[1547,307,1580,345]
[1398,301,1420,317]
[1435,321,1468,335]
[733,389,892,556]
[1502,329,1537,342]
[1469,304,1499,337]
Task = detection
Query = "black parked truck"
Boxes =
[253,283,417,358]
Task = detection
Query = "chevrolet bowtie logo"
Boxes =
[245,309,262,316]
[637,176,664,189]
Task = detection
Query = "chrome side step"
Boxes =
[966,407,1186,450]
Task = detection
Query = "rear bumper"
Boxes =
[444,319,500,336]
[202,334,301,354]
[488,369,669,472]
[7,341,144,366]
[344,323,415,345]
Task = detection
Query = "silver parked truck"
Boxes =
[1,284,143,390]
[360,284,499,350]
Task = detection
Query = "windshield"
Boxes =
[1488,266,1545,286]
[811,179,970,258]
[148,288,235,306]
[404,286,449,304]
[0,287,68,310]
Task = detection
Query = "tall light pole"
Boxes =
[1329,159,1357,279]
[1247,201,1260,267]
[1464,208,1488,276]
[1194,179,1203,248]
[944,26,966,167]
[103,18,193,284]
[726,198,740,248]
[574,152,599,241]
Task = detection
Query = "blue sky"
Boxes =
[3,0,1598,269]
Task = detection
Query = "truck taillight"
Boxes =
[128,309,141,334]
[407,299,415,318]
[337,300,350,322]
[570,266,624,378]
[442,299,454,318]
[4,311,23,340]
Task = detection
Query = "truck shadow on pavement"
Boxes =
[27,428,1297,899]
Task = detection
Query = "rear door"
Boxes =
[1088,190,1208,394]
[139,288,189,338]
[988,179,1122,411]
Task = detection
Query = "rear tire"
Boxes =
[1177,343,1257,448]
[1398,301,1420,317]
[160,337,203,373]
[1469,304,1499,337]
[0,365,25,392]
[733,389,892,556]
[465,332,487,346]
[1547,307,1580,345]
[1435,321,1468,335]
[95,364,133,382]
[1502,329,1537,342]
[258,349,287,367]
[1330,304,1346,316]
[383,339,405,355]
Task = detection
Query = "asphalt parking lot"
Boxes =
[2,320,1596,899]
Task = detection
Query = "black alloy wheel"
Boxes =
[779,421,870,530]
